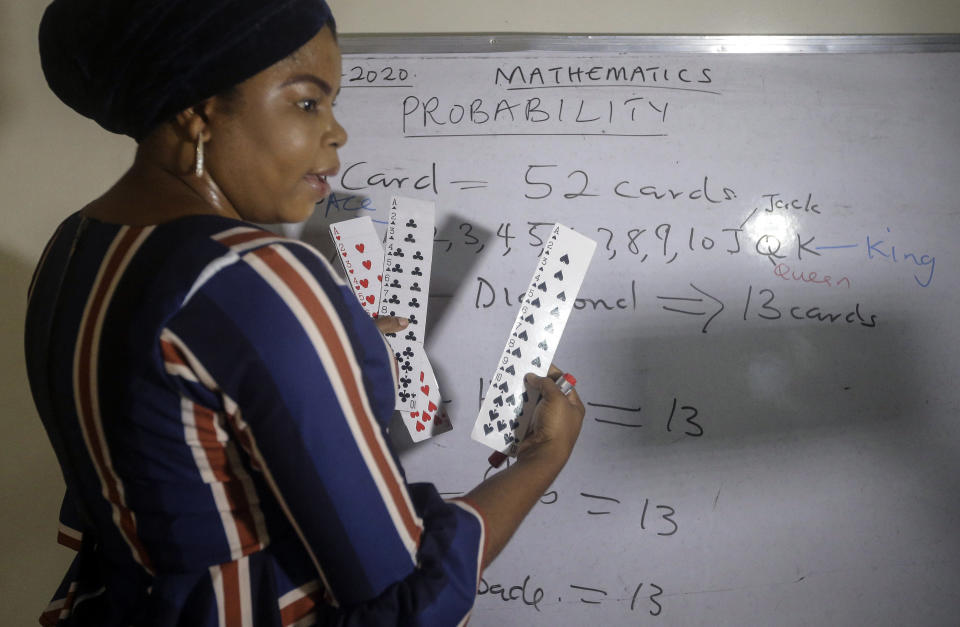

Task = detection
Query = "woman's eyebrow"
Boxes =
[281,73,333,95]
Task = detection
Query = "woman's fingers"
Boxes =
[374,315,409,335]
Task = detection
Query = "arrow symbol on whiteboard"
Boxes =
[656,283,724,334]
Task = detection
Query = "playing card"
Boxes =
[471,224,596,456]
[403,352,453,442]
[379,196,437,412]
[330,217,384,316]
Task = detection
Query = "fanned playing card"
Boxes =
[330,217,383,316]
[330,210,452,442]
[471,224,596,456]
[378,197,451,441]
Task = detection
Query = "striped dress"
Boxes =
[24,212,486,626]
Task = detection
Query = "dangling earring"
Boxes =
[194,135,205,177]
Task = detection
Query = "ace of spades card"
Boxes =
[471,224,596,456]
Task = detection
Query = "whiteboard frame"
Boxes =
[340,34,960,55]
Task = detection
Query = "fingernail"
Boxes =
[398,317,409,328]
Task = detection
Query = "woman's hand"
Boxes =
[516,364,585,467]
[374,315,409,335]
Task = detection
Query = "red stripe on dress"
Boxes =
[193,403,261,554]
[217,230,276,248]
[280,591,321,626]
[56,530,83,551]
[253,246,423,546]
[75,226,154,571]
[221,561,243,627]
[160,338,188,368]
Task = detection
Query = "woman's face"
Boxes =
[205,26,346,224]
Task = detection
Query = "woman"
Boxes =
[28,1,585,625]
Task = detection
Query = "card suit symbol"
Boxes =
[505,365,516,375]
[406,219,417,228]
[401,361,413,373]
[493,396,504,407]
[483,423,494,435]
[409,411,420,419]
[497,420,507,432]
[389,310,396,316]
[511,348,522,358]
[408,298,420,308]
[349,269,354,274]
[399,390,411,402]
[399,376,411,388]
[335,235,341,240]
[391,264,403,273]
[365,295,376,305]
[372,312,379,318]
[355,243,365,253]
[514,404,524,416]
[428,401,438,412]
[554,270,564,280]
[531,298,541,308]
[404,234,416,243]
[422,411,432,422]
[489,409,499,420]
[504,433,515,445]
[416,421,426,432]
[538,340,549,351]
[402,347,414,358]
[517,330,529,341]
[498,382,509,392]
[544,323,554,333]
[551,306,560,317]
[560,254,570,264]
[410,282,421,292]
[377,274,383,282]
[531,356,542,368]
[509,419,520,430]
[411,267,423,276]
[538,282,547,292]
[404,331,417,341]
[390,279,401,288]
[421,384,430,395]
[524,314,535,324]
[388,295,400,304]
[413,251,424,260]
[506,394,516,406]
[408,314,418,325]
[557,291,567,302]
[359,278,369,288]
[420,371,425,382]
[394,247,405,257]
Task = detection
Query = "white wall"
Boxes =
[1,1,957,623]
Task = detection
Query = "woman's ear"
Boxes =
[173,100,215,144]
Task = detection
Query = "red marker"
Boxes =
[488,373,577,468]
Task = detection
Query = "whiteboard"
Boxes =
[293,36,960,626]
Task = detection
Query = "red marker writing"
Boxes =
[488,373,577,468]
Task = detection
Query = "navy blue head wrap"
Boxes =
[39,0,335,140]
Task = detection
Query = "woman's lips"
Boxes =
[304,172,331,198]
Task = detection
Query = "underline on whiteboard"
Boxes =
[815,244,859,250]
[341,84,416,88]
[403,132,669,138]
[504,84,722,96]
